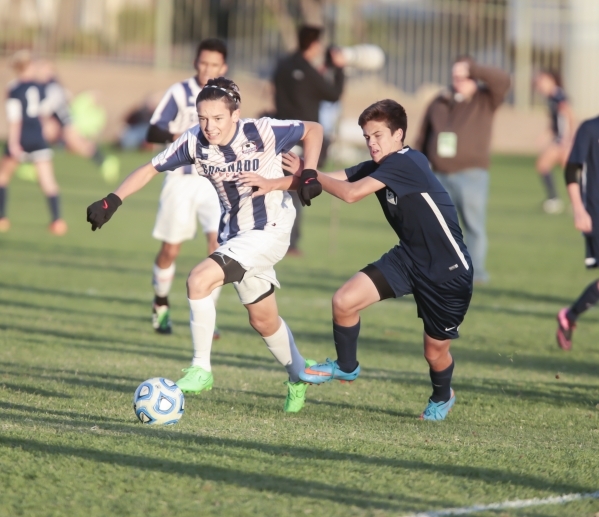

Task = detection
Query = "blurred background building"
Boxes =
[1,0,598,156]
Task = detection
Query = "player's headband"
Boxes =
[204,85,239,102]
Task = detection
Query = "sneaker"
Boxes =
[556,307,575,351]
[299,358,360,385]
[284,360,316,413]
[176,366,214,394]
[213,326,221,340]
[101,155,120,184]
[543,198,564,214]
[152,304,172,334]
[0,218,10,232]
[420,389,455,421]
[48,219,68,236]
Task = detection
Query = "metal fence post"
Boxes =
[155,0,174,69]
[565,0,599,120]
[512,0,532,110]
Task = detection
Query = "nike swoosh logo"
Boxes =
[445,326,456,331]
[102,200,108,209]
[305,178,317,184]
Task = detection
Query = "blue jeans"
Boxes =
[435,168,490,283]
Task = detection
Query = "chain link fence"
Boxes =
[0,0,570,107]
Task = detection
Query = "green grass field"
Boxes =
[1,151,598,517]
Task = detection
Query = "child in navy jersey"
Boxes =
[245,99,473,420]
[0,50,66,235]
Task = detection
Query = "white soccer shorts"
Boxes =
[215,229,291,305]
[152,173,221,244]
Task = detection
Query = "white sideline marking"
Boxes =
[402,490,599,517]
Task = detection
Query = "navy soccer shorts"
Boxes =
[361,247,473,340]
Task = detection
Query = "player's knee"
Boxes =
[248,313,278,336]
[186,269,212,298]
[332,288,354,317]
[160,243,180,263]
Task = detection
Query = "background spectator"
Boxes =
[415,57,510,284]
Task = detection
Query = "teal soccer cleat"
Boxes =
[420,389,455,421]
[299,358,360,385]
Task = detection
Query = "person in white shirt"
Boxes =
[145,39,226,336]
[86,77,324,413]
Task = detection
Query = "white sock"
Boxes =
[262,318,305,382]
[189,296,216,371]
[211,285,222,306]
[152,263,175,298]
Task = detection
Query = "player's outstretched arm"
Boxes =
[317,173,384,204]
[86,162,159,231]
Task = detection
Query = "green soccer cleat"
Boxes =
[152,304,172,334]
[283,359,316,413]
[101,155,120,184]
[176,366,214,394]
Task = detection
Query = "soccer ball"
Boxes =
[132,377,184,425]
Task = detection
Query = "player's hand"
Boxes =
[86,193,122,231]
[574,207,593,234]
[238,173,273,197]
[282,152,304,176]
[297,169,322,207]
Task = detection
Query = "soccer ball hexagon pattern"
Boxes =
[133,377,185,425]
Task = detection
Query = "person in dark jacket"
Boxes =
[272,25,345,255]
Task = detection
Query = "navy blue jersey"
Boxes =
[547,87,567,139]
[346,147,470,283]
[5,80,47,152]
[568,116,599,221]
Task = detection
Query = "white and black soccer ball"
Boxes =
[133,377,184,425]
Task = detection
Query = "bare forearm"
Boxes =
[318,172,355,203]
[302,122,324,170]
[8,121,21,147]
[114,162,159,200]
[567,183,585,213]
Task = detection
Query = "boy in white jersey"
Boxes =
[145,39,225,336]
[86,77,324,412]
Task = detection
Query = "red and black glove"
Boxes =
[86,193,122,231]
[297,169,322,207]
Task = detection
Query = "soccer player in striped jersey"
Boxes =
[244,99,473,420]
[145,39,226,336]
[86,77,324,413]
[0,50,66,235]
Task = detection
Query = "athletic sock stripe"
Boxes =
[420,193,470,271]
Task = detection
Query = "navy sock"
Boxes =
[429,360,454,403]
[333,320,360,373]
[0,187,6,218]
[92,147,105,166]
[154,295,169,306]
[567,280,599,322]
[540,172,557,199]
[47,195,60,222]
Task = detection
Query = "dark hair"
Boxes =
[298,25,322,52]
[196,77,241,113]
[358,99,408,141]
[194,38,227,65]
[539,69,562,87]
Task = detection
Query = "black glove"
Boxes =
[86,193,122,231]
[297,169,322,207]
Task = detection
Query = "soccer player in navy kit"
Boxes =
[534,70,576,214]
[0,50,66,235]
[556,114,599,350]
[292,100,473,420]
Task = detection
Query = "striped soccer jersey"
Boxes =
[149,76,202,174]
[152,117,305,243]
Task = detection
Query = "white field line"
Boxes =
[401,490,599,517]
